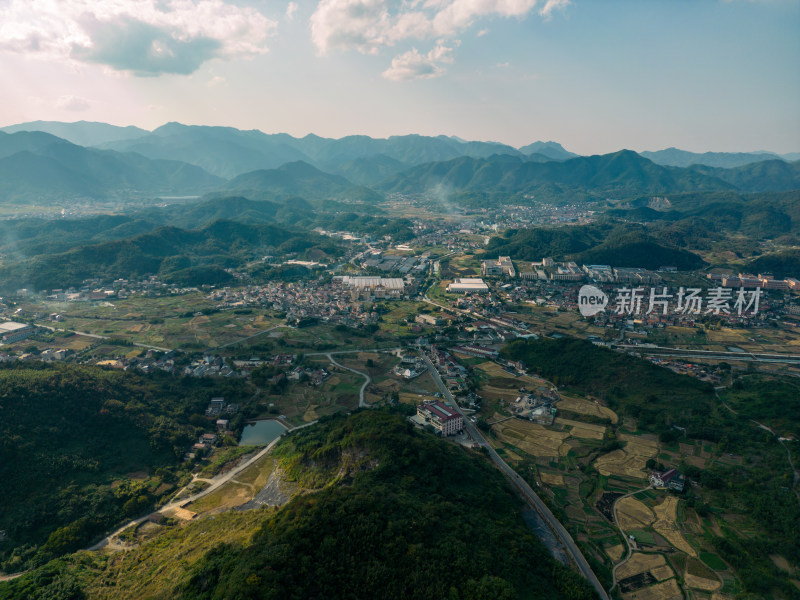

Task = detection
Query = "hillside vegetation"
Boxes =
[0,363,252,573]
[1,411,596,600]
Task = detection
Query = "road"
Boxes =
[421,354,609,600]
[88,420,317,552]
[326,353,371,408]
[609,486,651,592]
[215,324,293,349]
[621,344,800,365]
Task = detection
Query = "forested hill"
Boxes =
[0,362,252,574]
[1,411,596,600]
[177,411,595,600]
[0,219,343,291]
[486,224,706,270]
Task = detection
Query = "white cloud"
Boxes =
[0,0,277,75]
[286,1,298,20]
[539,0,569,18]
[310,0,568,54]
[382,41,454,80]
[56,94,91,111]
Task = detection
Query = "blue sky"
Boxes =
[1,0,798,154]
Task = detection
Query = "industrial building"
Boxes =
[0,321,34,344]
[446,278,489,294]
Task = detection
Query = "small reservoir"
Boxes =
[239,419,287,446]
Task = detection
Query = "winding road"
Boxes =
[608,486,651,592]
[421,354,610,600]
[325,353,371,408]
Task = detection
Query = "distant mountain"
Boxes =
[640,147,786,169]
[688,159,800,193]
[331,154,408,186]
[0,131,223,203]
[100,123,315,179]
[379,150,735,202]
[0,120,148,147]
[518,141,577,161]
[97,123,524,178]
[221,161,384,204]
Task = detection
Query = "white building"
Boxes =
[447,278,489,294]
[0,321,33,344]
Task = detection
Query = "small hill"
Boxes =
[0,220,342,291]
[745,250,800,279]
[221,161,385,204]
[1,411,596,599]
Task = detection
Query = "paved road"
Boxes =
[89,420,317,552]
[326,353,371,408]
[306,347,402,357]
[621,344,800,365]
[422,354,609,600]
[215,324,293,349]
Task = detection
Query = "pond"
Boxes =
[239,419,287,446]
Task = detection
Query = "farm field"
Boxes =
[471,354,777,599]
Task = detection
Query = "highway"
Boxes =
[421,353,609,600]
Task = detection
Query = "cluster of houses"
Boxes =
[208,281,382,326]
[204,397,239,417]
[512,389,559,424]
[185,355,236,378]
[34,276,198,303]
[426,346,470,392]
[393,354,427,379]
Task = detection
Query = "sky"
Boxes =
[1,0,798,155]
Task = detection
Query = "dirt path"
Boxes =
[609,486,652,592]
[88,421,317,552]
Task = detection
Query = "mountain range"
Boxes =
[0,121,798,206]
